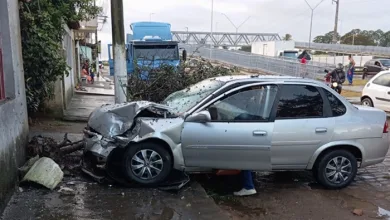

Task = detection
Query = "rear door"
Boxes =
[370,73,390,111]
[271,84,334,169]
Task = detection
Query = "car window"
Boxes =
[323,89,346,117]
[372,73,390,87]
[276,85,324,119]
[208,85,278,121]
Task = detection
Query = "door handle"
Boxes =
[387,91,390,95]
[315,128,327,133]
[253,130,267,136]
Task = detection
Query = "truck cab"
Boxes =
[108,22,180,77]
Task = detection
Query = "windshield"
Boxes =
[380,60,390,67]
[134,44,179,60]
[163,78,226,114]
[283,52,298,59]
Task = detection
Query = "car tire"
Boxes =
[314,149,357,189]
[123,142,172,186]
[361,97,373,107]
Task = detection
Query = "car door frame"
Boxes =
[370,73,390,111]
[269,82,334,169]
[181,82,282,171]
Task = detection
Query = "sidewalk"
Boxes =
[64,94,115,121]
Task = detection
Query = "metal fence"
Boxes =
[181,44,334,79]
[296,42,390,57]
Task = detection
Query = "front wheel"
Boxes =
[123,142,172,186]
[313,150,357,189]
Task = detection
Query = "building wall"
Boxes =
[45,25,76,116]
[80,46,93,62]
[0,0,29,213]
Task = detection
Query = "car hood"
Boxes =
[87,101,176,138]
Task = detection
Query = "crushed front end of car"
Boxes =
[81,101,183,184]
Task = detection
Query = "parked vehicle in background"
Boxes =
[251,41,300,60]
[361,70,390,111]
[362,59,390,79]
[108,22,181,79]
[84,75,389,190]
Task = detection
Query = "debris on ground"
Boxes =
[18,155,40,178]
[352,208,364,216]
[18,133,85,190]
[58,186,76,196]
[21,157,64,190]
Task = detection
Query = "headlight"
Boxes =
[332,82,338,87]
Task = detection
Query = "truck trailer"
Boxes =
[251,41,299,59]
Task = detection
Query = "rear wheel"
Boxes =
[314,150,357,189]
[361,97,373,107]
[123,142,172,186]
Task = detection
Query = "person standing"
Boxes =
[234,170,257,196]
[347,55,356,85]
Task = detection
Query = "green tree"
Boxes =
[340,29,376,46]
[282,34,292,41]
[313,31,340,44]
[19,0,101,113]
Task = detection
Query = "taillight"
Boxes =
[383,121,389,133]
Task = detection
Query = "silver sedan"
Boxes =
[83,75,389,189]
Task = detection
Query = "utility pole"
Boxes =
[94,0,99,78]
[210,0,213,59]
[111,0,127,103]
[304,0,325,48]
[222,13,251,45]
[332,0,340,44]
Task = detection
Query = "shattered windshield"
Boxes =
[163,78,226,114]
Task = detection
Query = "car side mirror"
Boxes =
[185,110,211,123]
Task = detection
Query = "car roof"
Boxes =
[214,74,322,85]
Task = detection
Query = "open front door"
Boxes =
[181,83,279,171]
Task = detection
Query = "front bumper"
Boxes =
[83,129,116,161]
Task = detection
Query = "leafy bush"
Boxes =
[127,57,236,102]
[19,0,101,113]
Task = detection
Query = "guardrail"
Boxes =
[181,44,334,78]
[296,42,390,57]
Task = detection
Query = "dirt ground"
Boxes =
[2,119,390,220]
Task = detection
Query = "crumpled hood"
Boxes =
[87,101,173,138]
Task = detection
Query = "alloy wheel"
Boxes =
[325,156,352,184]
[131,149,164,180]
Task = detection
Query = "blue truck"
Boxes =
[108,22,180,77]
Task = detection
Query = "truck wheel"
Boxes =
[313,149,357,189]
[123,142,172,186]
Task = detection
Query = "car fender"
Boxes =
[306,140,366,170]
[131,131,185,170]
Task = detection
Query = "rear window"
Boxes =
[372,73,390,87]
[323,89,346,116]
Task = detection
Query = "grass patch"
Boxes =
[341,90,361,98]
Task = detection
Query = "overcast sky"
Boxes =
[97,0,389,60]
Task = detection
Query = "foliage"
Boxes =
[19,0,101,113]
[313,31,340,44]
[314,29,390,47]
[127,58,235,102]
[283,34,292,41]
